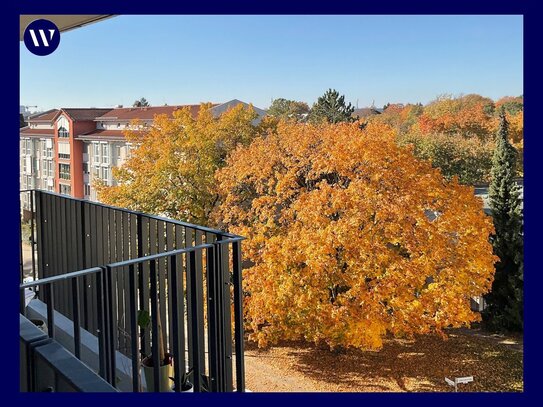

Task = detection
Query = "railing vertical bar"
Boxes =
[232,241,245,391]
[194,230,205,377]
[90,204,99,334]
[169,254,181,392]
[69,199,77,260]
[166,224,175,355]
[189,250,202,392]
[81,201,91,330]
[35,190,44,283]
[139,215,151,356]
[206,243,219,392]
[149,259,161,392]
[57,196,66,314]
[123,212,132,357]
[30,190,36,281]
[101,265,112,384]
[157,221,167,346]
[63,195,73,320]
[96,206,104,264]
[19,219,25,314]
[130,213,139,261]
[59,195,67,273]
[214,241,225,391]
[112,210,125,355]
[19,194,23,285]
[96,267,107,380]
[106,265,117,387]
[220,241,233,391]
[128,263,140,392]
[75,201,85,330]
[174,226,186,378]
[45,283,55,338]
[185,227,194,370]
[52,195,61,311]
[47,194,54,279]
[51,196,66,311]
[72,277,81,359]
[103,206,111,263]
[120,212,130,356]
[44,193,53,282]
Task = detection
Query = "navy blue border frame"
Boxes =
[6,1,539,404]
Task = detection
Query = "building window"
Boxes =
[57,116,70,138]
[59,184,71,196]
[102,144,110,164]
[59,163,71,180]
[102,166,110,181]
[21,139,32,155]
[116,145,121,158]
[58,127,69,138]
[93,143,101,162]
[58,142,70,160]
[83,163,89,174]
[46,146,53,158]
[84,184,91,196]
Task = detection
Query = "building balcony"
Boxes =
[20,189,245,392]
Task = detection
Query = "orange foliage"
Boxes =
[216,121,497,350]
[416,96,495,139]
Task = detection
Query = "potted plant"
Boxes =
[169,368,194,392]
[137,310,173,392]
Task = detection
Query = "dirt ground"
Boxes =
[244,328,523,392]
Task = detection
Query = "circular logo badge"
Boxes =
[23,19,60,56]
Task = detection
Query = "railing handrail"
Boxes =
[20,267,103,289]
[107,236,244,269]
[20,237,244,290]
[20,189,242,239]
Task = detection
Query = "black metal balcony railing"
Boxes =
[19,190,245,392]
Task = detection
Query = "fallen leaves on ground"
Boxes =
[244,327,522,392]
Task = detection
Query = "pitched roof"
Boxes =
[95,105,218,121]
[27,109,59,122]
[56,108,114,122]
[20,127,55,137]
[352,107,381,119]
[76,129,127,140]
[210,99,268,118]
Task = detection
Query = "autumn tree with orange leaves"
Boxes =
[216,121,497,350]
[371,94,524,183]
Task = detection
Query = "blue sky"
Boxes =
[20,15,523,111]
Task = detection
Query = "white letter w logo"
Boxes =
[29,29,55,47]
